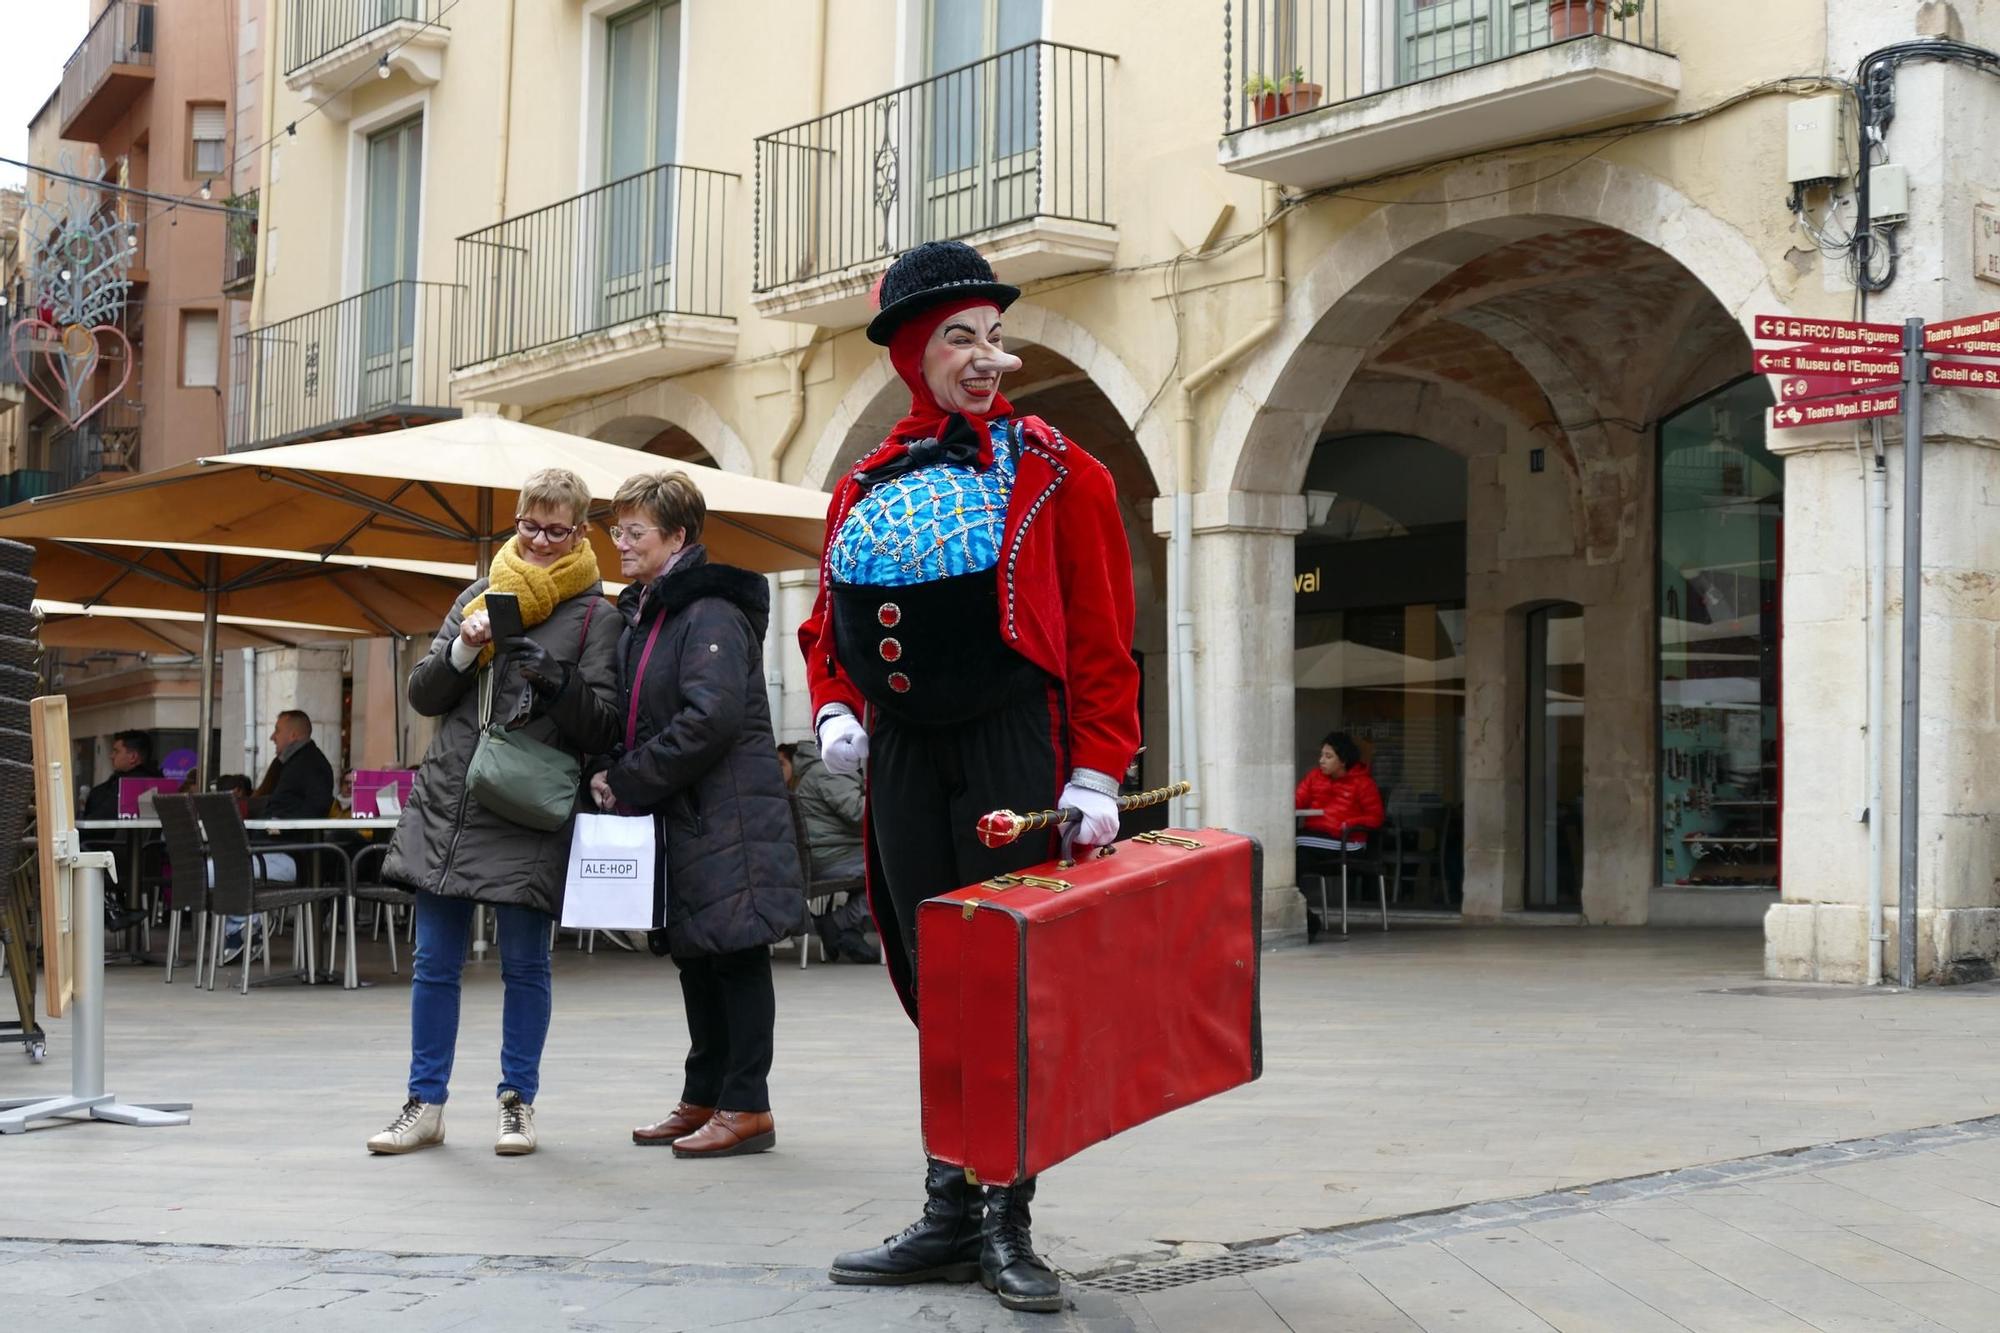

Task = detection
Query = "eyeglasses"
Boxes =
[515,517,578,544]
[605,523,664,546]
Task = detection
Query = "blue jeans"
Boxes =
[408,891,552,1105]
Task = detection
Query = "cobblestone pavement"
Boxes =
[2,927,1997,1329]
[5,1117,1998,1330]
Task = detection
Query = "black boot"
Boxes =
[980,1177,1062,1313]
[828,1158,982,1285]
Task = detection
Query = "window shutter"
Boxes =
[183,311,219,388]
[191,105,226,141]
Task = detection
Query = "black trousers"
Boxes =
[673,945,776,1111]
[866,680,1066,1021]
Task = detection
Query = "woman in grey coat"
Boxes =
[368,468,622,1158]
[594,471,804,1160]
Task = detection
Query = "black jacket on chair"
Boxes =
[249,738,336,822]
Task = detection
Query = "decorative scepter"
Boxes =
[975,781,1193,849]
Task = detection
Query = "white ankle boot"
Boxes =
[495,1090,536,1156]
[367,1098,444,1154]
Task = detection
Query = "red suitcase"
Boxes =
[917,828,1263,1185]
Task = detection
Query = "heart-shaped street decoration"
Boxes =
[9,318,135,429]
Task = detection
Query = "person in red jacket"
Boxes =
[801,240,1139,1315]
[1295,732,1386,940]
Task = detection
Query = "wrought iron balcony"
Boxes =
[59,0,156,141]
[753,41,1117,326]
[452,164,737,407]
[1220,0,1677,187]
[224,191,258,295]
[284,0,449,112]
[50,399,142,492]
[229,281,460,451]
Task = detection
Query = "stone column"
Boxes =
[1158,490,1308,934]
[249,647,347,779]
[774,569,819,742]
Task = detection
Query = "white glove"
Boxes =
[818,711,869,776]
[1060,783,1121,847]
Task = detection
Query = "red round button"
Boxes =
[879,637,903,663]
[877,603,902,628]
[887,672,911,694]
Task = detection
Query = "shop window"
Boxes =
[1658,377,1783,892]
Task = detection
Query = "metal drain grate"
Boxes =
[1082,1251,1296,1294]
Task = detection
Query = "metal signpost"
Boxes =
[1758,308,2000,988]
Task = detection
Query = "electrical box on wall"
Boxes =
[1787,94,1852,186]
[1871,163,1911,223]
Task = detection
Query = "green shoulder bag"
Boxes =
[464,601,594,831]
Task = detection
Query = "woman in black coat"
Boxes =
[589,470,803,1159]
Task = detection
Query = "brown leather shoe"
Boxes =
[632,1101,715,1146]
[671,1108,776,1158]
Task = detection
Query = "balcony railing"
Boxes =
[53,399,142,491]
[455,164,734,368]
[58,0,156,139]
[285,0,449,75]
[224,191,258,293]
[754,41,1113,292]
[229,281,459,450]
[1223,0,1666,133]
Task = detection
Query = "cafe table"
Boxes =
[77,817,401,987]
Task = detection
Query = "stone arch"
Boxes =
[1210,156,1777,499]
[800,302,1173,491]
[552,381,754,476]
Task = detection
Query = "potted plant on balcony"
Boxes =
[1245,67,1324,124]
[1549,0,1642,39]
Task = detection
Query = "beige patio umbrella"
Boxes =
[33,601,364,653]
[27,539,474,637]
[0,416,828,780]
[0,414,830,574]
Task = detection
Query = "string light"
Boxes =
[199,180,212,200]
[377,54,391,79]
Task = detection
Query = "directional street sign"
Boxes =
[1751,348,1902,379]
[1768,390,1903,431]
[1775,373,1898,402]
[1923,310,2000,349]
[1926,359,2000,389]
[1929,334,2000,358]
[1753,314,1903,349]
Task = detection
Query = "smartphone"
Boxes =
[483,591,525,644]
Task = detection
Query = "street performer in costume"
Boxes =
[803,241,1140,1314]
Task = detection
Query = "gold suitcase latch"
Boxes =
[962,873,1073,919]
[1132,831,1205,850]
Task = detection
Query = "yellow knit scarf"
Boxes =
[464,535,601,668]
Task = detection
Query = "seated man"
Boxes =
[80,729,164,822]
[779,740,878,963]
[1294,731,1385,942]
[80,730,165,933]
[223,710,335,963]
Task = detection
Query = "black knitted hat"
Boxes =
[865,240,1020,345]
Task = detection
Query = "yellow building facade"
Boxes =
[240,0,2000,982]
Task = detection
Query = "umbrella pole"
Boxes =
[471,488,493,961]
[197,555,221,789]
[476,490,494,577]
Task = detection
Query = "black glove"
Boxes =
[499,635,569,698]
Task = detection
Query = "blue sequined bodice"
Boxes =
[826,420,1015,587]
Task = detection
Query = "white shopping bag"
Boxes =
[561,814,658,930]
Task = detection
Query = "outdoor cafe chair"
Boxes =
[785,794,869,969]
[190,794,347,995]
[1297,820,1399,936]
[339,842,414,979]
[154,795,211,985]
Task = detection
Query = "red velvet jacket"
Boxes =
[1295,764,1385,838]
[800,416,1140,779]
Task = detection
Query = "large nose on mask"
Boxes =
[976,349,1023,376]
